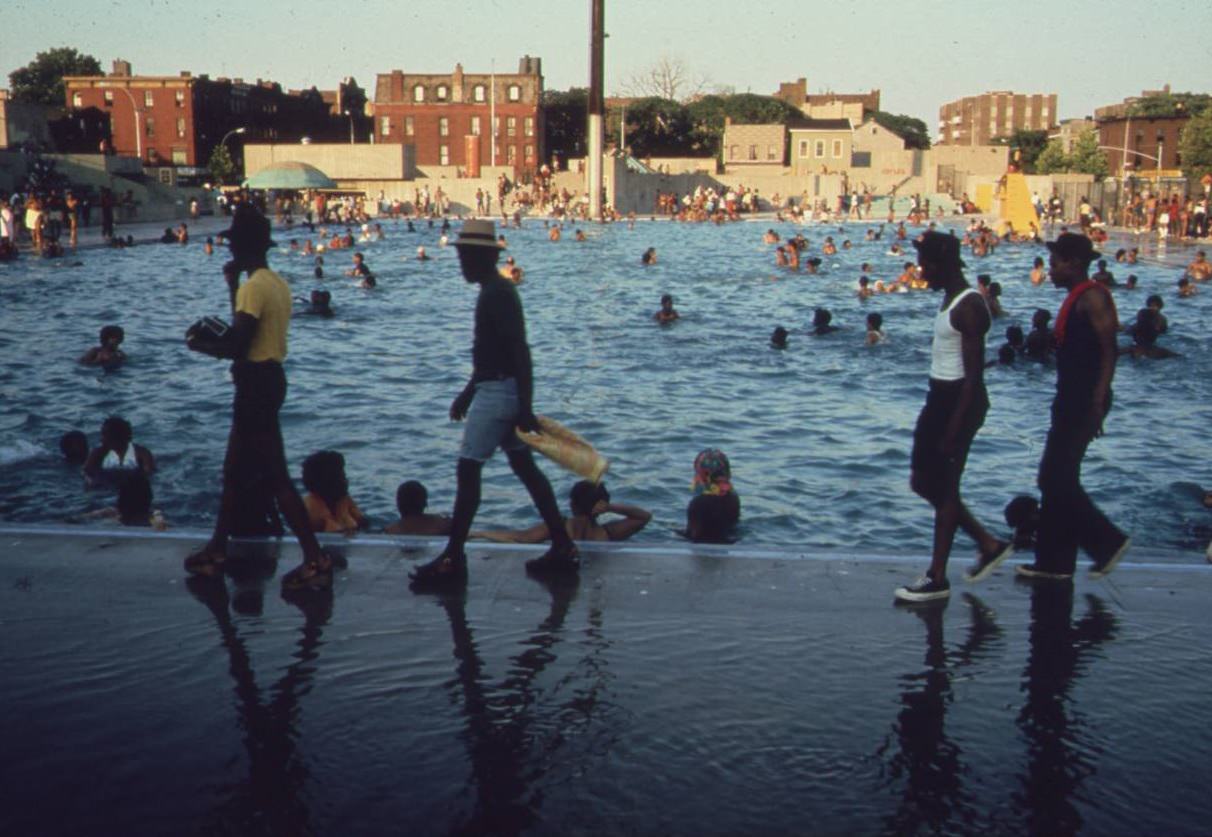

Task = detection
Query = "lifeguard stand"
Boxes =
[996,150,1038,236]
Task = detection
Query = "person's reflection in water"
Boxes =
[1016,585,1117,837]
[436,573,583,836]
[879,594,1002,833]
[185,547,334,837]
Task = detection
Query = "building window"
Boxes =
[506,116,516,137]
[525,144,534,162]
[172,148,187,165]
[176,117,186,138]
[175,89,185,106]
[144,90,154,107]
[507,84,521,102]
[507,144,517,164]
[439,117,449,137]
[493,116,500,136]
[439,144,449,165]
[405,116,414,136]
[380,115,391,136]
[413,85,425,102]
[798,140,808,157]
[729,144,739,160]
[767,144,778,161]
[814,140,825,158]
[145,116,155,137]
[524,117,534,137]
[748,144,758,161]
[470,116,481,136]
[831,139,842,158]
[72,92,83,107]
[436,84,448,101]
[104,90,114,105]
[473,84,486,102]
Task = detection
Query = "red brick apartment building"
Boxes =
[372,56,543,177]
[63,60,338,169]
[937,91,1058,145]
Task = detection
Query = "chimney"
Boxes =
[453,63,464,102]
[111,59,132,78]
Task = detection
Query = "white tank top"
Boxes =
[102,445,141,471]
[930,288,985,381]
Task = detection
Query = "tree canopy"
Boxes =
[542,88,588,162]
[992,129,1050,172]
[1035,129,1108,179]
[1126,92,1212,119]
[9,47,102,106]
[873,112,931,149]
[1179,108,1212,182]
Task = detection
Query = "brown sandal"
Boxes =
[408,551,468,590]
[184,547,227,577]
[281,551,335,591]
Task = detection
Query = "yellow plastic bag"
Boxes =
[515,416,609,483]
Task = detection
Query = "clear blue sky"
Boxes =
[4,0,1210,135]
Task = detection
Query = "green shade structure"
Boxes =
[244,161,337,190]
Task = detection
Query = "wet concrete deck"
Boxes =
[1,526,1209,836]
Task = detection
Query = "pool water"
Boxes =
[1,217,1209,558]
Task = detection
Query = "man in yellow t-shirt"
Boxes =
[184,203,331,590]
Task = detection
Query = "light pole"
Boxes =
[342,110,355,144]
[218,126,246,182]
[112,86,142,162]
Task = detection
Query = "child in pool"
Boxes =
[384,480,453,536]
[79,325,127,367]
[302,450,367,534]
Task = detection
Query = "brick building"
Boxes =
[372,57,543,177]
[775,78,880,123]
[1094,86,1190,175]
[937,91,1057,145]
[63,60,339,169]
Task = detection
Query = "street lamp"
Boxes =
[342,110,355,144]
[112,86,142,162]
[216,127,246,184]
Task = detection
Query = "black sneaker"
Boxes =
[525,543,580,576]
[894,574,951,603]
[1014,563,1073,581]
[408,551,468,591]
[965,540,1014,583]
[1090,537,1130,579]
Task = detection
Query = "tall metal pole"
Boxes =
[115,86,142,162]
[587,0,604,220]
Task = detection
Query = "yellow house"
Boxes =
[788,119,853,176]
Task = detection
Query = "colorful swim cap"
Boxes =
[692,448,732,496]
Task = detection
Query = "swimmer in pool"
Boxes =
[1030,256,1046,286]
[416,246,431,261]
[1187,250,1211,281]
[83,415,156,485]
[641,247,657,265]
[1121,308,1179,359]
[297,289,334,317]
[822,237,837,256]
[301,450,367,534]
[79,471,168,531]
[857,276,874,299]
[655,294,680,324]
[549,225,561,242]
[865,312,885,345]
[60,430,89,465]
[811,307,838,335]
[770,326,789,349]
[79,325,127,367]
[204,237,214,256]
[1024,308,1053,361]
[346,252,374,280]
[473,480,651,544]
[1178,276,1197,298]
[684,449,740,544]
[763,229,779,244]
[384,480,453,536]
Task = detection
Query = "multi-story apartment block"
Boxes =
[937,91,1058,145]
[372,57,543,177]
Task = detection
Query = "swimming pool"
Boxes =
[1,216,1209,559]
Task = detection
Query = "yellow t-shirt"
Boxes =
[236,267,291,362]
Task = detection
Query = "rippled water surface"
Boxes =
[1,217,1209,556]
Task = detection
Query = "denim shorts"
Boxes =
[459,378,527,462]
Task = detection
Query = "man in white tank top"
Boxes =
[895,232,1012,603]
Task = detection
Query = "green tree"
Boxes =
[1127,92,1212,118]
[542,88,588,161]
[873,111,931,149]
[685,93,800,158]
[1068,129,1109,178]
[1179,107,1212,182]
[609,97,693,157]
[207,144,236,184]
[993,129,1050,172]
[9,47,101,106]
[1034,139,1069,174]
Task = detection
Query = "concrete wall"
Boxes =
[244,143,411,180]
[641,157,717,174]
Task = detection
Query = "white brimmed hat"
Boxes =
[453,219,500,249]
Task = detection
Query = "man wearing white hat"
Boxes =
[409,219,579,589]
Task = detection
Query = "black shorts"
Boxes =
[911,379,988,492]
[228,360,288,479]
